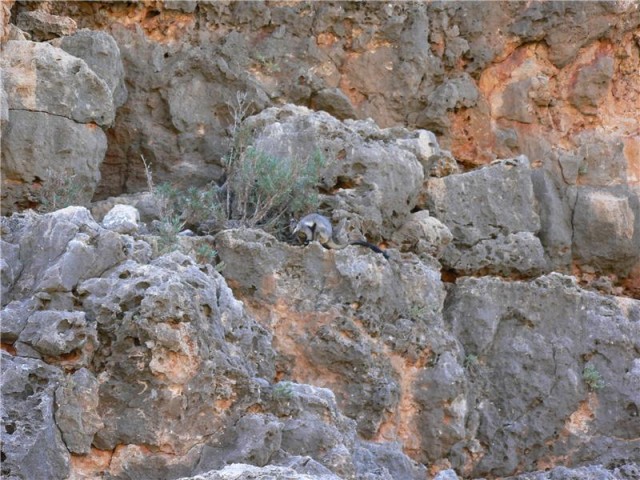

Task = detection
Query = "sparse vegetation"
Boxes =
[36,169,84,212]
[273,381,294,399]
[582,364,605,391]
[222,92,326,234]
[408,305,428,320]
[142,92,327,258]
[464,354,478,370]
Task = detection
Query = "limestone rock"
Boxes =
[506,464,640,480]
[391,210,453,258]
[569,55,614,115]
[1,110,107,214]
[16,10,77,41]
[1,39,113,213]
[445,274,640,476]
[1,207,126,302]
[180,463,339,480]
[1,353,69,480]
[572,186,640,273]
[102,204,141,234]
[17,310,97,365]
[54,368,103,454]
[310,88,357,120]
[57,29,128,108]
[425,156,547,276]
[1,40,114,126]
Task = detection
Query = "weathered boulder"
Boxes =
[0,208,280,478]
[214,227,461,469]
[391,210,453,258]
[15,10,77,41]
[0,353,69,480]
[57,28,128,108]
[572,186,640,273]
[1,40,114,126]
[0,39,113,213]
[102,204,141,234]
[54,368,103,455]
[425,156,548,276]
[1,207,127,303]
[445,274,640,477]
[1,110,107,214]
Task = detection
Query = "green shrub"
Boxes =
[582,365,605,391]
[144,92,327,241]
[227,146,325,229]
[36,169,84,212]
[273,381,294,399]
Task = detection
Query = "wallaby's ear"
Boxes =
[289,217,298,233]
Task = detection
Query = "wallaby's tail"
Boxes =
[351,241,389,259]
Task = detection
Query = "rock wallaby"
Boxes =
[292,213,389,259]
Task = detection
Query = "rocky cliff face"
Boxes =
[1,2,639,480]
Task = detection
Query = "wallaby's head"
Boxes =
[291,217,314,245]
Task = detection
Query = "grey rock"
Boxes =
[16,10,77,41]
[506,463,640,480]
[0,299,37,341]
[445,274,640,476]
[102,204,141,234]
[214,227,454,464]
[0,82,7,128]
[496,76,551,124]
[569,55,614,115]
[426,156,545,275]
[531,170,573,270]
[1,40,114,125]
[78,250,275,454]
[18,310,97,363]
[443,231,548,276]
[509,2,636,67]
[2,207,125,301]
[195,414,283,472]
[416,74,479,133]
[391,210,453,258]
[58,29,128,108]
[1,109,107,214]
[54,368,103,454]
[434,469,460,480]
[311,88,357,120]
[574,130,627,186]
[163,1,199,13]
[180,463,339,480]
[1,353,69,480]
[572,186,640,273]
[0,239,22,302]
[268,383,358,478]
[354,441,427,480]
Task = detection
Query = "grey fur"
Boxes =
[293,213,388,258]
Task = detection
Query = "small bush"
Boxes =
[155,182,225,230]
[273,381,294,400]
[582,365,605,391]
[143,92,327,243]
[227,146,325,230]
[36,169,84,212]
